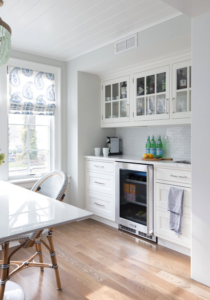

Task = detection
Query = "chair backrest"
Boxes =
[31,171,68,201]
[24,171,68,248]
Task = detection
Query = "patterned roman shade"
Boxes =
[8,66,56,116]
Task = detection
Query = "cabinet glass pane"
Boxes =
[176,91,187,112]
[157,72,166,93]
[112,83,119,100]
[105,85,111,101]
[137,77,145,96]
[177,67,187,90]
[189,66,192,88]
[105,103,111,119]
[120,81,127,99]
[189,90,191,111]
[146,96,155,115]
[112,102,119,118]
[146,75,155,94]
[136,97,145,116]
[120,100,127,117]
[156,94,166,114]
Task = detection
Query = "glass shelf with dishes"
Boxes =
[134,66,170,121]
[172,60,191,119]
[103,76,130,123]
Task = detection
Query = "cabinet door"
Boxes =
[133,66,170,121]
[172,60,192,119]
[102,76,130,124]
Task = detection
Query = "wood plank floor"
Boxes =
[1,219,210,300]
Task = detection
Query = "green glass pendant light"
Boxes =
[0,0,12,66]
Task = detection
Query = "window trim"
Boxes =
[7,58,62,180]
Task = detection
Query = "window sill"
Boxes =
[10,178,40,189]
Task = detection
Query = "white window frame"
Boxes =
[7,58,61,181]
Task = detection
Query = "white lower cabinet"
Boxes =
[155,209,191,248]
[85,159,115,221]
[154,167,191,249]
[86,191,115,221]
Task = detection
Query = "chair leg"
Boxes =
[0,243,10,300]
[35,242,44,271]
[47,234,62,290]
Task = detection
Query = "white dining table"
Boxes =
[0,181,93,300]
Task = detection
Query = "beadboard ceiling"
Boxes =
[1,0,181,61]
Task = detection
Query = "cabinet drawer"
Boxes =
[86,171,114,195]
[156,168,191,185]
[155,183,191,217]
[86,160,114,173]
[86,191,114,221]
[155,209,191,247]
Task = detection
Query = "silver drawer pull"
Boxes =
[94,202,105,207]
[94,165,104,168]
[170,175,187,178]
[94,181,105,185]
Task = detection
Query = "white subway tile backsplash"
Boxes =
[116,126,191,161]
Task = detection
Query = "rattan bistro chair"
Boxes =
[0,171,68,300]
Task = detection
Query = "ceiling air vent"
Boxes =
[115,34,137,54]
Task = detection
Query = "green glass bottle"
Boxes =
[150,135,156,156]
[146,136,151,154]
[156,135,163,158]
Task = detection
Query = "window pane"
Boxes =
[146,96,155,115]
[156,72,166,93]
[29,150,49,174]
[105,85,111,101]
[136,97,145,116]
[146,75,155,94]
[176,91,187,112]
[156,94,166,114]
[112,102,119,118]
[137,77,144,96]
[9,151,28,177]
[120,100,127,117]
[112,83,119,100]
[28,115,50,126]
[120,81,127,99]
[9,114,26,125]
[29,126,49,150]
[105,103,111,119]
[177,67,187,90]
[9,125,28,152]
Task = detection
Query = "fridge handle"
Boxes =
[147,165,154,237]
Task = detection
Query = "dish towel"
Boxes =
[167,187,184,234]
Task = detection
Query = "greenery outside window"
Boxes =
[8,114,52,179]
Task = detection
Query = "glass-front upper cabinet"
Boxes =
[102,76,130,124]
[133,66,170,121]
[172,60,191,119]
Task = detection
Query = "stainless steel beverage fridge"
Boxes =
[115,162,156,242]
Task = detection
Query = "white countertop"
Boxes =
[84,155,191,169]
[0,181,93,241]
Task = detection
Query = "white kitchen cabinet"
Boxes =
[133,66,170,121]
[155,209,191,248]
[172,60,192,119]
[85,159,115,221]
[102,76,130,124]
[154,166,191,249]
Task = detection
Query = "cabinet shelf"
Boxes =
[124,199,147,207]
[126,179,147,185]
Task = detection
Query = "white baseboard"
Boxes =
[91,215,118,229]
[158,237,191,256]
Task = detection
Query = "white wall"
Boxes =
[191,11,210,286]
[78,72,115,208]
[0,50,69,201]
